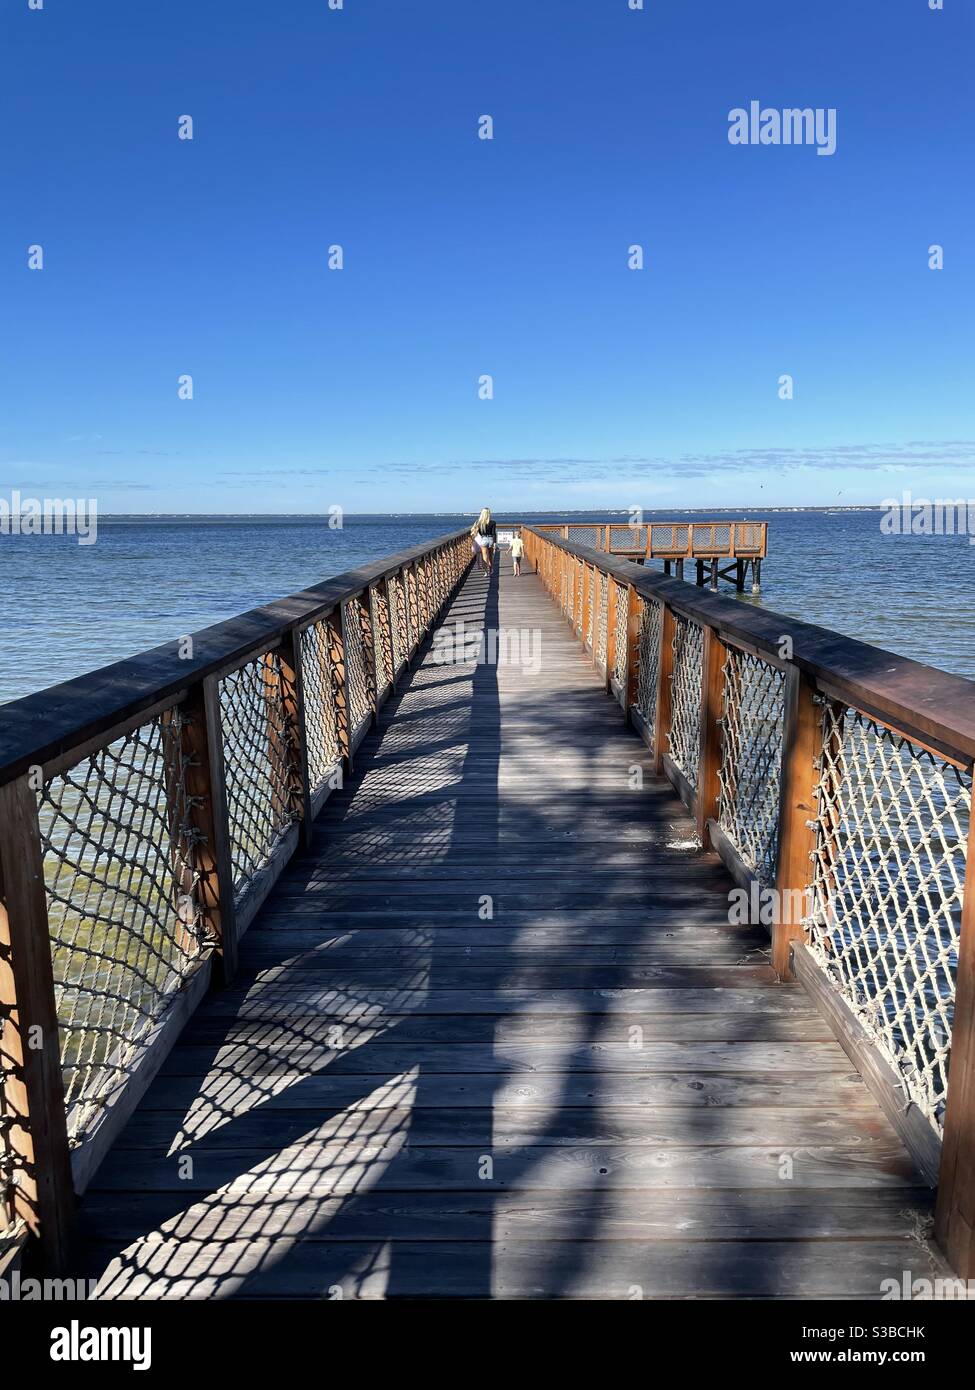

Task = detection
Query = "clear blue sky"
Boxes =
[2,0,972,513]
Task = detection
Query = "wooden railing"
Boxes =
[522,524,975,1279]
[533,519,768,559]
[0,530,472,1271]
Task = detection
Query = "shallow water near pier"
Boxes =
[2,508,974,703]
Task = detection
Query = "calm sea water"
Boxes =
[1,510,973,705]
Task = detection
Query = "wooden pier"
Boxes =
[2,525,974,1299]
[533,519,768,591]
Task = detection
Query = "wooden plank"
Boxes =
[82,1238,947,1300]
[140,1068,877,1114]
[89,1138,919,1195]
[76,1185,934,1247]
[109,1102,890,1151]
[0,776,74,1271]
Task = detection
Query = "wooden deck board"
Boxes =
[77,559,947,1300]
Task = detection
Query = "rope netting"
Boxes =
[635,597,662,744]
[668,614,704,790]
[342,596,373,737]
[597,572,609,667]
[219,653,298,900]
[371,584,392,698]
[37,710,205,1141]
[807,703,972,1135]
[389,571,407,673]
[613,581,629,690]
[586,565,596,649]
[717,647,787,885]
[298,618,343,799]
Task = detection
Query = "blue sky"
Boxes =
[2,0,972,513]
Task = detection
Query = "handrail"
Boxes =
[521,524,975,1280]
[526,529,975,765]
[0,527,473,1271]
[532,519,768,562]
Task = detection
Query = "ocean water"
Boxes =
[1,509,973,706]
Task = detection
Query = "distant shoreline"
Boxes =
[44,506,887,524]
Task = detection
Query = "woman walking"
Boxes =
[470,507,497,575]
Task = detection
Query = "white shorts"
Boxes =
[474,534,495,550]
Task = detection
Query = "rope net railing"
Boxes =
[613,581,629,693]
[371,584,393,700]
[298,618,343,802]
[717,647,787,885]
[0,531,472,1255]
[807,704,972,1137]
[36,709,205,1143]
[219,652,298,903]
[635,597,662,747]
[668,614,704,791]
[596,573,609,669]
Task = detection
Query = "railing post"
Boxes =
[278,629,314,847]
[0,775,74,1272]
[935,818,975,1278]
[175,680,239,983]
[771,666,821,980]
[582,563,592,651]
[696,626,726,845]
[606,577,618,693]
[623,585,642,720]
[653,603,675,776]
[366,585,384,722]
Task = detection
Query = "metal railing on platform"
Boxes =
[0,530,472,1271]
[533,519,768,559]
[522,523,975,1281]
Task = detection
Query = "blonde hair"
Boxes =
[470,507,492,537]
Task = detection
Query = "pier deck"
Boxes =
[73,560,944,1299]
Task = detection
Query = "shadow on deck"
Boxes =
[74,560,946,1299]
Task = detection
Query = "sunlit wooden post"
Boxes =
[327,606,353,777]
[623,585,642,721]
[771,667,822,980]
[582,563,593,652]
[0,776,74,1272]
[936,819,975,1278]
[277,630,314,845]
[605,577,618,693]
[171,680,239,982]
[696,626,726,846]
